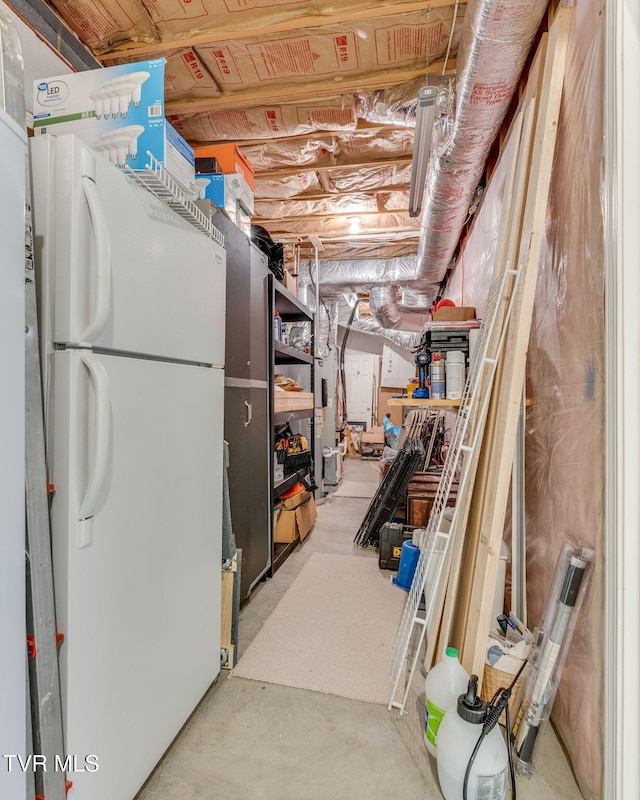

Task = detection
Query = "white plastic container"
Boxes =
[445,350,466,400]
[424,646,470,756]
[437,677,508,800]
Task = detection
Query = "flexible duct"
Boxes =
[316,0,549,330]
[350,303,422,351]
[414,0,549,290]
[368,285,430,332]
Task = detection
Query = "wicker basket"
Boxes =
[480,662,525,727]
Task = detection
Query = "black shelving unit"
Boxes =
[270,278,315,574]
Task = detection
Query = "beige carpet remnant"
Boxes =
[331,480,377,499]
[232,552,406,705]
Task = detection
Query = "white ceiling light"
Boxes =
[408,86,438,218]
[348,216,362,234]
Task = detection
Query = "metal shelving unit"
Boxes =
[271,279,315,573]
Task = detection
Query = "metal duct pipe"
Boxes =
[368,285,430,332]
[310,257,418,295]
[316,0,548,328]
[415,0,549,287]
[349,300,422,350]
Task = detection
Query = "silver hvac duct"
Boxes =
[414,0,549,291]
[316,0,549,331]
[349,300,422,351]
[368,285,429,332]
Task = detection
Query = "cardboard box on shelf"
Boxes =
[361,425,385,460]
[194,143,255,189]
[432,306,477,322]
[283,270,298,296]
[274,490,317,543]
[32,59,196,197]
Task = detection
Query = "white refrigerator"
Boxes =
[30,133,226,800]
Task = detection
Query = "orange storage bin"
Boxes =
[194,143,255,189]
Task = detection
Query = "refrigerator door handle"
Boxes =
[244,400,253,427]
[79,175,112,345]
[78,351,111,546]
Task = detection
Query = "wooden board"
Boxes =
[426,100,535,670]
[460,7,573,679]
[274,392,314,413]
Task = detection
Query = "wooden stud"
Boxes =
[165,62,455,116]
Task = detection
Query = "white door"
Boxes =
[30,134,226,364]
[345,352,379,428]
[48,349,223,800]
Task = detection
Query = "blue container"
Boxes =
[392,540,420,591]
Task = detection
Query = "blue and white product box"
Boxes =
[33,59,196,196]
[194,172,254,216]
[194,173,225,206]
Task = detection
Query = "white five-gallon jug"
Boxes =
[424,646,470,756]
[436,676,508,800]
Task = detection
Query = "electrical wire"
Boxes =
[441,0,460,76]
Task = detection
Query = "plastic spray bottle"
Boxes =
[436,675,508,800]
[424,646,470,756]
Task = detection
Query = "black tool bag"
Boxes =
[275,423,312,476]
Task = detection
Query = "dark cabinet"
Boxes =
[197,203,271,600]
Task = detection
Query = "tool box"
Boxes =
[378,522,414,570]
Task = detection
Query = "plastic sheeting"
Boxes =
[254,194,379,220]
[321,162,412,193]
[356,75,453,127]
[194,11,461,91]
[254,172,323,199]
[168,96,357,142]
[47,0,157,53]
[444,3,605,796]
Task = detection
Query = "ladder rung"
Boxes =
[483,356,497,365]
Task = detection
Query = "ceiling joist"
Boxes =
[165,60,455,115]
[97,0,459,63]
[254,155,411,181]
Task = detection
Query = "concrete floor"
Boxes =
[137,458,584,800]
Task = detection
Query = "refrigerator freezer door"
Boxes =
[30,134,226,365]
[48,349,223,800]
[0,107,26,799]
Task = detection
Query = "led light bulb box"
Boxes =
[32,59,195,196]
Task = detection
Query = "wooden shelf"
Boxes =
[274,340,313,365]
[274,408,314,424]
[272,539,299,572]
[387,397,462,407]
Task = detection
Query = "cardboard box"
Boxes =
[194,171,254,217]
[33,59,196,197]
[378,387,404,427]
[194,143,255,189]
[432,306,477,322]
[283,270,298,297]
[361,426,385,444]
[274,490,317,543]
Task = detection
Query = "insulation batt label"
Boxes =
[2,754,99,773]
